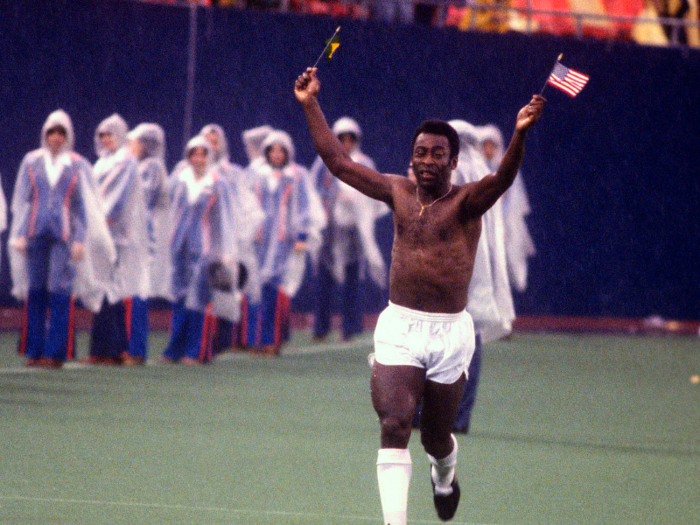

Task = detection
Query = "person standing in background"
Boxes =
[245,130,325,355]
[200,124,264,352]
[478,123,536,294]
[237,124,274,349]
[450,120,514,341]
[86,114,149,365]
[445,119,515,433]
[160,136,240,364]
[124,123,170,365]
[310,116,388,342]
[241,125,274,176]
[9,110,114,368]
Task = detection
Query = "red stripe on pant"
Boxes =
[66,296,75,360]
[19,302,28,355]
[237,295,248,348]
[123,297,133,341]
[199,304,215,362]
[273,289,290,349]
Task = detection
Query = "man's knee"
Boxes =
[379,414,413,447]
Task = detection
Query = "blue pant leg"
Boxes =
[313,264,334,339]
[183,308,206,361]
[25,236,52,360]
[213,318,232,354]
[90,299,111,358]
[128,297,149,360]
[244,301,261,347]
[259,283,279,347]
[341,261,363,339]
[25,288,49,360]
[112,300,129,358]
[90,300,126,359]
[454,333,482,433]
[47,238,74,296]
[26,235,51,289]
[163,300,188,361]
[44,293,71,361]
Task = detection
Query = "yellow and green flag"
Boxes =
[325,33,340,60]
[313,27,341,68]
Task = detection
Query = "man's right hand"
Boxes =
[294,67,321,105]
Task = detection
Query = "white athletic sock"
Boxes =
[376,448,412,525]
[427,434,458,496]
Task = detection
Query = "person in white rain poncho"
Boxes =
[87,114,150,365]
[123,122,170,365]
[9,109,114,368]
[200,124,264,352]
[241,125,274,176]
[245,130,326,355]
[477,123,536,293]
[449,119,515,342]
[310,116,388,342]
[446,119,515,432]
[160,136,241,365]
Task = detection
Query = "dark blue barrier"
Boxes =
[1,0,699,319]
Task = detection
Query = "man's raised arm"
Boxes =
[294,67,392,204]
[466,94,546,217]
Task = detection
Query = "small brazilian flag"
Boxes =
[325,33,340,60]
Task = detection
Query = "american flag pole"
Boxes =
[539,53,564,96]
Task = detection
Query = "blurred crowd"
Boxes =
[137,0,700,47]
[2,108,535,369]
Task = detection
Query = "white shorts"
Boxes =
[372,302,476,384]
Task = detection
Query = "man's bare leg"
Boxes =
[420,373,466,521]
[371,363,425,525]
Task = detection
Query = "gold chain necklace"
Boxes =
[416,184,452,217]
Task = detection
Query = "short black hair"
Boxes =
[46,125,67,137]
[411,120,459,159]
[337,132,358,143]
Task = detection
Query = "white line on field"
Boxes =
[0,495,500,525]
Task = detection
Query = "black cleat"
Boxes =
[432,475,460,521]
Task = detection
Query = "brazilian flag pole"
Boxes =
[312,26,341,69]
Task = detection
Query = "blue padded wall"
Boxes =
[1,0,699,319]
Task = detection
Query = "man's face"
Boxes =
[411,133,456,189]
[46,128,67,156]
[99,131,117,154]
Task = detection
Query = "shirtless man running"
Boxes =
[295,67,545,524]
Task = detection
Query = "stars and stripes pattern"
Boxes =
[547,62,589,97]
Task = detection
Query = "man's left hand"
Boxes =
[515,95,546,132]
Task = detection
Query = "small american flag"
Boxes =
[547,62,589,97]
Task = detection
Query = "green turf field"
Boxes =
[1,330,699,525]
